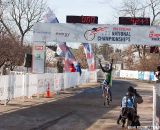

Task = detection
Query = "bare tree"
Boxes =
[72,45,88,69]
[0,27,31,74]
[97,44,114,61]
[0,0,46,45]
[118,0,160,70]
[121,45,136,70]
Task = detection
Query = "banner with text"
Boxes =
[33,23,160,45]
[32,45,45,73]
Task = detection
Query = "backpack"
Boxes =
[121,95,135,109]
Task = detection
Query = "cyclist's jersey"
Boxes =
[99,61,113,87]
[121,96,135,109]
[106,73,112,86]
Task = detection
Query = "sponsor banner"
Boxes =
[64,72,79,89]
[26,74,38,97]
[54,73,63,91]
[33,23,160,45]
[120,70,138,79]
[138,71,144,80]
[32,45,45,73]
[89,71,97,82]
[150,71,155,81]
[0,76,9,100]
[143,71,150,80]
[37,73,54,94]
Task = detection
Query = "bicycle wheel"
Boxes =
[107,97,110,105]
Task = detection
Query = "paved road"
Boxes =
[0,79,153,130]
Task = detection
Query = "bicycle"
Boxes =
[101,83,111,106]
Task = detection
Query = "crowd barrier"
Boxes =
[0,71,97,103]
[1,68,159,124]
[112,70,157,81]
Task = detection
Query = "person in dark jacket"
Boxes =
[57,60,63,73]
[155,65,160,82]
[75,62,82,76]
[117,86,143,127]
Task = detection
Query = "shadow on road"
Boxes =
[0,79,152,130]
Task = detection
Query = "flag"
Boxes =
[43,7,59,23]
[56,43,68,57]
[64,51,76,72]
[43,8,76,72]
[83,43,94,59]
[57,43,76,72]
[83,43,95,71]
[56,45,65,57]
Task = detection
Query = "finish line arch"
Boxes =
[33,23,160,46]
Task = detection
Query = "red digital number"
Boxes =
[81,16,95,24]
[130,18,149,25]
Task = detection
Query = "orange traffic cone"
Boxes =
[46,82,51,98]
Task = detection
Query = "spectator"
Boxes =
[69,63,76,72]
[155,65,160,83]
[75,62,82,76]
[57,60,63,73]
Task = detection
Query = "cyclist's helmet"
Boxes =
[103,79,109,85]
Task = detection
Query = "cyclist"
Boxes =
[99,59,113,86]
[102,79,112,101]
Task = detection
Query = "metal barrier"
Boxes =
[153,83,160,130]
[0,71,97,105]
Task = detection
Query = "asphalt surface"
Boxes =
[0,79,153,130]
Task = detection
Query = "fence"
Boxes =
[0,70,97,104]
[112,70,157,81]
[1,68,159,128]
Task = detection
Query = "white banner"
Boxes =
[33,23,160,45]
[89,71,97,82]
[64,72,80,89]
[32,45,45,73]
[54,73,63,91]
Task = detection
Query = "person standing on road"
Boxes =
[57,59,63,73]
[117,86,143,126]
[117,86,136,126]
[155,65,160,82]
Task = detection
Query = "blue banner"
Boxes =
[150,71,155,81]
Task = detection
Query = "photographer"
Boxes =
[117,86,143,126]
[155,65,160,83]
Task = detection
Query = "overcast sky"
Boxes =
[46,0,126,49]
[47,0,123,24]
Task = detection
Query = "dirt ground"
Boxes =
[0,79,153,130]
